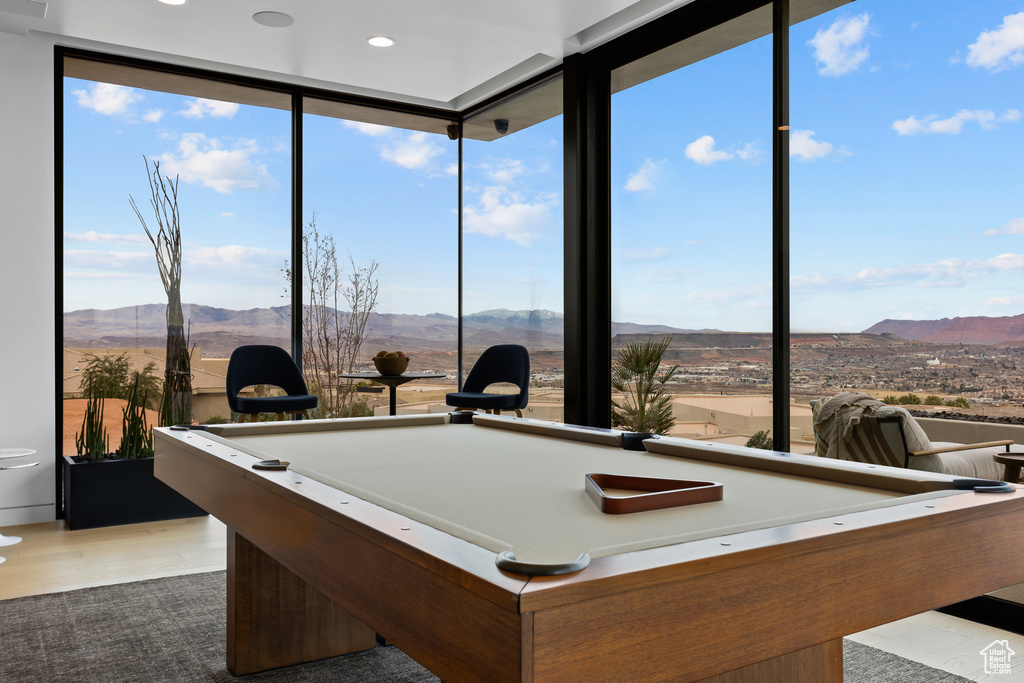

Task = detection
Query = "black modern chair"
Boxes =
[446,344,530,417]
[226,345,318,422]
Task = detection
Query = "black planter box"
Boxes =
[63,455,207,530]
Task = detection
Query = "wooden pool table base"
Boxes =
[227,531,376,675]
[227,524,842,682]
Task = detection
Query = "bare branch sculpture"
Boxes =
[130,156,193,426]
[284,213,379,417]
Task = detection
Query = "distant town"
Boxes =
[64,304,1024,412]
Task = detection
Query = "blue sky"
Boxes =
[64,0,1024,333]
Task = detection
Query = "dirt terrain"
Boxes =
[63,399,159,455]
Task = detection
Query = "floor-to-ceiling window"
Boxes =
[791,1,1024,424]
[461,78,565,420]
[302,98,458,417]
[61,53,464,445]
[62,57,292,448]
[610,8,774,445]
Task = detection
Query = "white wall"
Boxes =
[0,31,57,525]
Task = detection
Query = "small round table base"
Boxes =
[0,533,23,547]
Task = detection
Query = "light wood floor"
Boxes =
[0,517,1019,681]
[0,516,227,600]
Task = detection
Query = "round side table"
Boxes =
[994,451,1023,484]
[0,448,39,564]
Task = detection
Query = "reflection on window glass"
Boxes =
[791,1,1024,425]
[303,101,457,418]
[462,79,564,421]
[611,15,773,446]
[63,73,290,441]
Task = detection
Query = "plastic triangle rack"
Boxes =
[585,473,723,514]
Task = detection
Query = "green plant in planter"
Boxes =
[117,374,153,459]
[611,336,679,435]
[75,381,109,461]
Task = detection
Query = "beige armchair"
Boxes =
[811,393,1013,481]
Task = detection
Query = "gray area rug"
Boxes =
[0,572,970,682]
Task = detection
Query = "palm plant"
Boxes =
[611,336,679,435]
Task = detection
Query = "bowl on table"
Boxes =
[373,356,410,376]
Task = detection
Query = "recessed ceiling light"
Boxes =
[253,11,293,27]
[367,36,395,48]
[157,0,187,5]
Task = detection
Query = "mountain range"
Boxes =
[62,304,705,356]
[862,313,1024,345]
[63,304,1024,355]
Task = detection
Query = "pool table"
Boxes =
[154,413,1024,682]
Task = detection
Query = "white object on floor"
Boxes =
[0,448,37,555]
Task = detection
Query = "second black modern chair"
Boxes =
[445,344,530,417]
[226,345,318,422]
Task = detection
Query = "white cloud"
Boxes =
[64,271,139,280]
[808,13,872,76]
[683,137,760,166]
[73,83,142,116]
[380,132,444,170]
[983,253,1024,272]
[64,231,146,244]
[216,212,236,220]
[64,249,151,270]
[186,245,282,269]
[967,11,1024,71]
[156,133,279,194]
[340,123,453,172]
[343,120,392,137]
[984,217,1024,236]
[734,142,762,162]
[180,98,239,119]
[143,109,164,123]
[792,252,1024,294]
[892,109,1020,135]
[683,281,772,307]
[624,159,662,192]
[685,136,733,166]
[853,259,972,288]
[790,129,843,161]
[463,186,557,246]
[485,159,525,184]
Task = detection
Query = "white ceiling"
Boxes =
[0,0,699,110]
